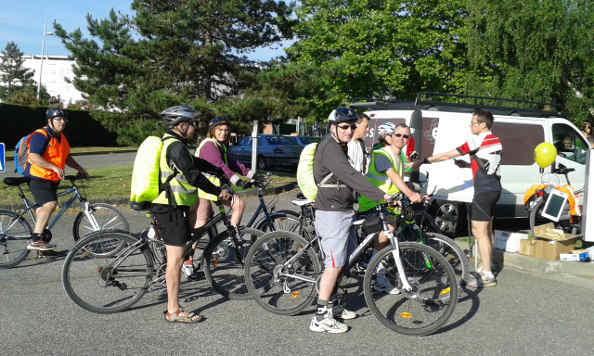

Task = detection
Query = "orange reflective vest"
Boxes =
[27,128,71,182]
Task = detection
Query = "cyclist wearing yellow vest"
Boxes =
[358,122,422,295]
[183,116,254,278]
[25,107,88,251]
[153,105,232,324]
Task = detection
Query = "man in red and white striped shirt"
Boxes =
[415,109,502,288]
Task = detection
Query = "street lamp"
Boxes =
[36,22,54,102]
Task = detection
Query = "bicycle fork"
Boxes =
[387,229,414,292]
[82,201,101,231]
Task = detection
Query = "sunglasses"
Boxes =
[393,133,409,139]
[337,124,356,130]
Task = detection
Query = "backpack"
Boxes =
[14,128,49,174]
[130,136,177,209]
[297,143,318,201]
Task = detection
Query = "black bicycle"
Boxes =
[244,194,458,336]
[0,175,129,268]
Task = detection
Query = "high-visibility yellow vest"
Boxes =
[152,134,198,207]
[196,138,227,201]
[358,146,403,213]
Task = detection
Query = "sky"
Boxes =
[0,0,289,61]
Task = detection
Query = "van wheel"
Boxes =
[257,156,268,170]
[433,201,464,237]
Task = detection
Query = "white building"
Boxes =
[1,55,84,106]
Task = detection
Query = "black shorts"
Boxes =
[471,191,501,222]
[151,204,190,247]
[28,178,60,206]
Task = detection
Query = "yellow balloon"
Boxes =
[534,142,557,168]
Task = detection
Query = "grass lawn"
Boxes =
[5,146,137,159]
[1,165,296,207]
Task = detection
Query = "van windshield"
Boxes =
[552,124,588,165]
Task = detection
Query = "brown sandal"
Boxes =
[163,309,203,323]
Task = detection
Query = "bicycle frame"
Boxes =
[276,203,415,292]
[17,182,97,231]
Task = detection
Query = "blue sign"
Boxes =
[0,143,5,173]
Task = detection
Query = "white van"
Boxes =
[358,99,591,236]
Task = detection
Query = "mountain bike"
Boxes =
[61,194,265,313]
[524,163,583,237]
[286,193,468,284]
[244,194,458,336]
[182,172,299,276]
[0,175,129,268]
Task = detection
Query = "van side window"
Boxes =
[492,122,544,165]
[552,123,588,164]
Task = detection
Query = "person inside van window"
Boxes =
[414,109,501,289]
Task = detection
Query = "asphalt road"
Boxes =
[1,191,594,356]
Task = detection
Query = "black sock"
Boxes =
[31,233,41,242]
[316,299,332,320]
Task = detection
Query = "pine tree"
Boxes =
[0,41,35,100]
[53,1,294,117]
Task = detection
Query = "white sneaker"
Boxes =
[374,274,400,295]
[309,315,349,334]
[182,261,194,277]
[334,306,358,320]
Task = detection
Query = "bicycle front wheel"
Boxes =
[244,231,321,315]
[202,226,263,300]
[0,210,32,268]
[62,231,153,314]
[72,203,130,241]
[364,242,458,336]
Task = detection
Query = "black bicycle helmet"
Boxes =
[46,107,65,120]
[209,116,230,129]
[328,107,357,124]
[160,105,200,126]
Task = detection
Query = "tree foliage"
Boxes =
[54,1,295,119]
[285,0,468,118]
[463,0,594,124]
[0,41,36,101]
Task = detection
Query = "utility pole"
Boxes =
[36,22,53,103]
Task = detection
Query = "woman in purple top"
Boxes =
[194,116,255,229]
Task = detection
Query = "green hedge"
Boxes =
[0,103,162,148]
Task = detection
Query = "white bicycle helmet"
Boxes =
[377,122,396,137]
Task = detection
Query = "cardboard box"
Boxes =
[532,223,578,241]
[519,238,576,260]
[534,239,576,261]
[494,231,528,253]
[519,239,537,257]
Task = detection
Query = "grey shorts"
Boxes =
[315,210,356,268]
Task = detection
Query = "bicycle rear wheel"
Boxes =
[72,203,129,241]
[202,226,263,300]
[62,231,153,313]
[364,242,458,336]
[0,210,31,268]
[244,231,321,316]
[423,232,468,283]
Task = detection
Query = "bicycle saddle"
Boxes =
[3,177,30,186]
[552,163,575,175]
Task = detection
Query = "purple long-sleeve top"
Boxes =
[197,140,249,185]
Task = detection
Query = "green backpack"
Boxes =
[130,136,176,209]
